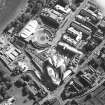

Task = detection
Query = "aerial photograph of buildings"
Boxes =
[0,0,105,105]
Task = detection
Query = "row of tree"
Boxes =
[3,0,46,35]
[3,12,31,35]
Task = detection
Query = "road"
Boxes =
[51,0,105,100]
[39,0,91,104]
[53,0,89,93]
[52,0,90,47]
[78,38,105,70]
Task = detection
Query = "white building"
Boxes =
[55,4,71,14]
[58,42,83,55]
[63,34,77,45]
[67,27,82,41]
[20,20,39,39]
[5,46,21,61]
[0,97,16,105]
[41,8,64,23]
[0,36,21,64]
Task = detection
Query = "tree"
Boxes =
[5,81,12,90]
[71,100,78,105]
[0,70,5,77]
[17,14,30,24]
[3,26,10,33]
[25,7,32,13]
[84,94,92,102]
[21,74,31,82]
[33,102,40,105]
[3,93,10,100]
[0,86,7,98]
[11,66,23,76]
[31,0,43,16]
[27,0,36,5]
[102,81,105,86]
[2,75,11,82]
[73,0,84,4]
[31,6,38,15]
[22,86,29,97]
[0,95,3,102]
[14,79,26,88]
[28,92,35,100]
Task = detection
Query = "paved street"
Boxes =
[39,0,91,104]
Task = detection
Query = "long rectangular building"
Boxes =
[70,21,92,36]
[19,20,39,39]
